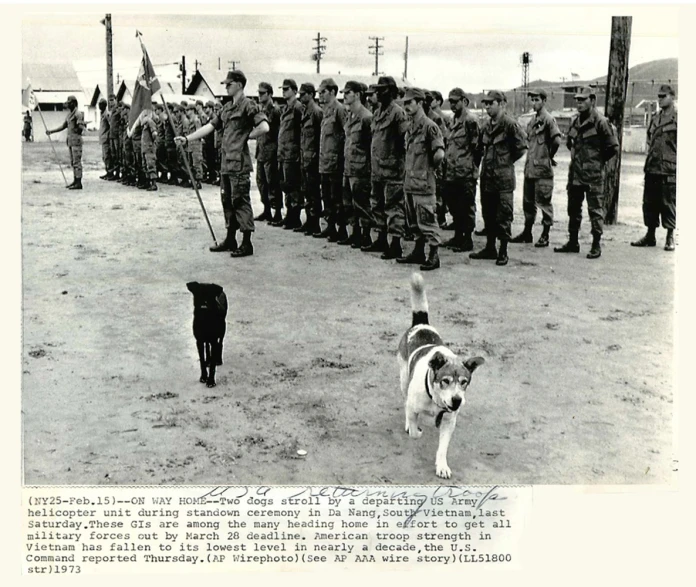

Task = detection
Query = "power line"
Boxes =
[369,36,384,77]
[311,32,327,74]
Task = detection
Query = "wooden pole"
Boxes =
[603,16,632,225]
[105,14,114,97]
[35,100,69,186]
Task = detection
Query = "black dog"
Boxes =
[186,282,228,388]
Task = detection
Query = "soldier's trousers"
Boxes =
[404,191,442,246]
[142,144,157,180]
[523,178,554,227]
[321,172,345,226]
[101,141,113,174]
[370,181,406,237]
[279,160,302,210]
[69,145,83,179]
[156,143,168,175]
[221,172,254,234]
[480,189,514,240]
[204,139,217,179]
[343,176,372,228]
[567,183,605,236]
[123,138,134,179]
[301,163,321,219]
[643,173,676,230]
[110,136,121,172]
[132,139,143,181]
[166,143,180,180]
[442,178,477,235]
[256,156,282,211]
[190,143,203,180]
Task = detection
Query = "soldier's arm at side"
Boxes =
[509,121,528,163]
[600,118,620,162]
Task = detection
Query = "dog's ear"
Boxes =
[429,351,447,373]
[464,356,485,373]
[209,283,224,296]
[186,282,199,294]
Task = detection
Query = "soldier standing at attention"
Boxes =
[395,88,445,271]
[176,70,269,257]
[274,79,304,228]
[138,110,159,191]
[129,108,146,189]
[364,76,409,259]
[470,90,527,266]
[23,112,33,141]
[339,80,373,248]
[98,98,113,180]
[442,88,480,252]
[316,78,347,242]
[154,104,168,183]
[120,103,135,186]
[630,84,677,252]
[108,96,122,181]
[511,89,561,247]
[298,82,324,235]
[554,87,618,259]
[254,82,282,223]
[46,94,86,190]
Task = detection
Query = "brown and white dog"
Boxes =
[397,273,485,478]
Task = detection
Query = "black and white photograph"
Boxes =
[20,5,680,488]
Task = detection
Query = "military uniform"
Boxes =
[342,99,373,244]
[141,117,159,189]
[52,103,86,185]
[370,99,409,244]
[109,104,122,179]
[319,88,347,237]
[188,109,204,185]
[427,107,448,226]
[561,102,618,252]
[98,104,113,178]
[520,103,561,241]
[255,97,282,218]
[300,96,323,230]
[154,110,168,181]
[209,93,268,235]
[130,120,144,187]
[164,105,180,184]
[642,105,677,230]
[443,102,480,249]
[277,96,304,220]
[121,106,135,185]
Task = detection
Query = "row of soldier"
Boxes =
[87,72,676,266]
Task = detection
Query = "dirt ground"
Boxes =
[22,137,674,486]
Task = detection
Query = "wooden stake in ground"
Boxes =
[603,16,632,225]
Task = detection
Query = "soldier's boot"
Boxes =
[66,177,76,188]
[315,222,336,240]
[664,229,675,251]
[269,208,284,226]
[333,225,349,243]
[304,216,321,236]
[362,231,388,253]
[535,225,551,248]
[381,237,402,260]
[453,233,474,252]
[210,227,238,253]
[631,227,657,247]
[350,227,364,249]
[159,171,168,183]
[255,206,272,222]
[283,208,303,230]
[358,228,373,250]
[469,235,498,260]
[195,180,203,190]
[147,179,158,191]
[554,231,580,253]
[496,239,509,266]
[67,178,83,190]
[293,210,313,233]
[587,233,602,259]
[397,239,427,265]
[230,231,254,258]
[510,224,533,243]
[474,226,489,237]
[443,230,464,249]
[100,172,110,180]
[337,225,356,245]
[420,245,441,271]
[403,225,414,241]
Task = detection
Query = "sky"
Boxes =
[21,6,679,95]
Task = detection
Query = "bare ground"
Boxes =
[22,138,674,486]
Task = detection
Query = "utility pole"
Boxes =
[218,57,221,70]
[520,52,531,114]
[228,60,241,71]
[603,16,632,225]
[101,14,114,97]
[369,36,385,77]
[403,36,409,80]
[180,55,186,93]
[312,33,327,74]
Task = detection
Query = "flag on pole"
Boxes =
[128,31,161,131]
[571,72,580,81]
[24,81,37,110]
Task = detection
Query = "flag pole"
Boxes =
[34,96,69,187]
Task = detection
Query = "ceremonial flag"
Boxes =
[571,72,580,81]
[24,81,37,110]
[128,31,161,131]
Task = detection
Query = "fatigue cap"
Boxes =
[98,98,107,106]
[299,82,315,94]
[318,78,338,92]
[374,76,398,89]
[280,78,298,91]
[365,84,378,95]
[258,81,273,95]
[448,87,469,104]
[658,84,675,97]
[481,90,506,104]
[341,80,363,94]
[205,100,216,108]
[574,87,596,100]
[64,94,78,106]
[403,87,426,102]
[528,88,548,100]
[186,102,196,111]
[221,69,247,86]
[431,90,443,103]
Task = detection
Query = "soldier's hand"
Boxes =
[174,136,187,147]
[45,130,51,136]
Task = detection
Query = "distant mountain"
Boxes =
[593,58,678,83]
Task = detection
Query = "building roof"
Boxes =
[22,63,82,92]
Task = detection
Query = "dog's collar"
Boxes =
[425,371,448,428]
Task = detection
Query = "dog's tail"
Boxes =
[410,273,429,326]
